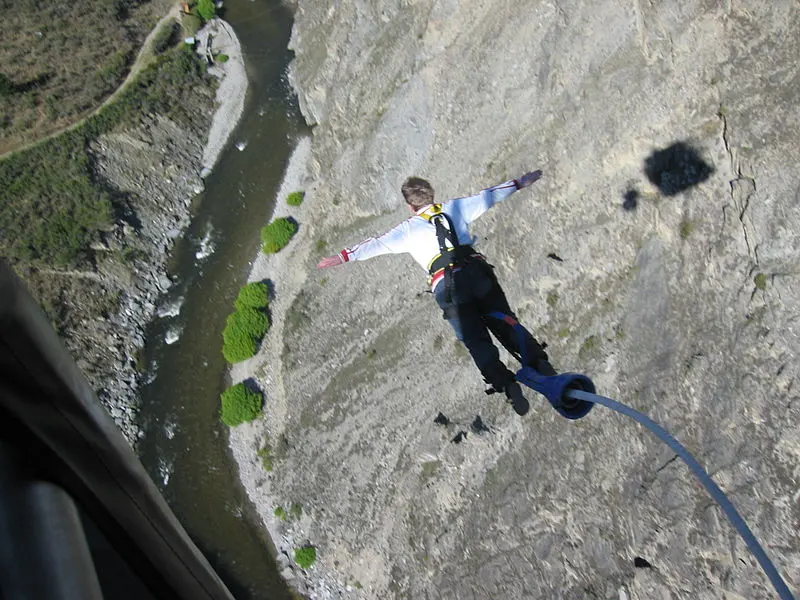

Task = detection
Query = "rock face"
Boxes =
[237,1,800,599]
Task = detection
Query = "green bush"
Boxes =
[220,383,262,427]
[222,326,256,363]
[215,53,229,63]
[257,445,274,471]
[286,191,305,206]
[294,545,317,569]
[260,218,298,254]
[222,308,269,363]
[289,503,303,520]
[274,506,287,521]
[196,0,216,22]
[235,281,269,311]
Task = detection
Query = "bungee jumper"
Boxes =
[317,170,552,416]
[318,172,797,599]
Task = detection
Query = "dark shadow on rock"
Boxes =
[547,253,563,262]
[644,142,713,196]
[451,431,467,444]
[622,189,639,211]
[261,278,276,302]
[470,415,491,434]
[634,556,653,569]
[240,377,262,396]
[433,412,450,426]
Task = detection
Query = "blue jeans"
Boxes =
[434,260,551,390]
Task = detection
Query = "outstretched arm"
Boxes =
[316,221,411,269]
[455,169,543,224]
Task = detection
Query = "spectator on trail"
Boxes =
[317,171,554,416]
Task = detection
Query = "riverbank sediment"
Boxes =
[227,136,323,596]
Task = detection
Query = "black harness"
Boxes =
[427,211,482,301]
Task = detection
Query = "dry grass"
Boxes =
[0,0,173,154]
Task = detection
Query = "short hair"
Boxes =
[401,177,435,209]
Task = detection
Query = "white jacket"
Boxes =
[338,180,520,289]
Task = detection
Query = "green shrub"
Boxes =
[286,190,305,206]
[235,282,269,311]
[289,503,303,520]
[215,53,229,63]
[754,272,767,291]
[220,383,262,427]
[257,445,273,471]
[260,218,298,254]
[222,326,256,363]
[274,506,287,521]
[222,308,269,363]
[196,0,216,22]
[294,545,316,569]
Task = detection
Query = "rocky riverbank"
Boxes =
[76,18,248,445]
[229,1,800,599]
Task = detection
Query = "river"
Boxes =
[137,2,305,598]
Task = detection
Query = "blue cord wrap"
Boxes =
[515,364,795,600]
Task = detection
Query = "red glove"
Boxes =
[317,254,345,269]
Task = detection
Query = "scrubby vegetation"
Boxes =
[195,0,217,22]
[0,0,168,152]
[222,308,270,363]
[294,545,317,569]
[261,217,298,254]
[257,444,274,471]
[222,282,271,363]
[234,281,269,311]
[220,382,263,427]
[153,21,179,55]
[286,190,305,206]
[0,45,214,268]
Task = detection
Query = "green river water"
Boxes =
[138,2,305,598]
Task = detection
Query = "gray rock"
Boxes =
[261,1,800,599]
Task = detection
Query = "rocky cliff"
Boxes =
[232,1,800,598]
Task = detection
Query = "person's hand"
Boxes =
[516,170,542,189]
[317,254,345,269]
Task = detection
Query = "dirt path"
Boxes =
[0,4,181,160]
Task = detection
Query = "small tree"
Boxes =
[294,545,316,569]
[220,383,262,427]
[235,281,269,311]
[260,218,298,254]
[286,191,305,206]
[221,308,269,363]
[196,0,216,22]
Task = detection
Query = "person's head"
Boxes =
[401,177,435,211]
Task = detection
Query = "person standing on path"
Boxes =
[317,171,555,416]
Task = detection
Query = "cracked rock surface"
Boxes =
[230,1,800,598]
